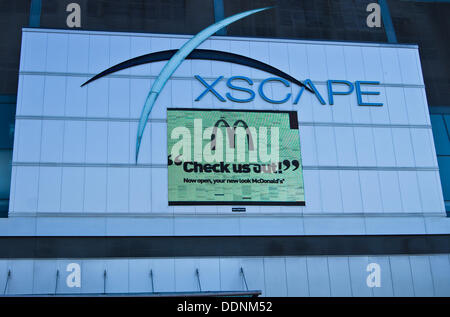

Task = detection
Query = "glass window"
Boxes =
[0,102,16,149]
[0,149,12,218]
[431,113,450,216]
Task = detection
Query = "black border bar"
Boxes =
[169,201,305,206]
[0,296,449,305]
[0,235,449,258]
[168,107,295,114]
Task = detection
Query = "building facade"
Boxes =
[0,0,449,296]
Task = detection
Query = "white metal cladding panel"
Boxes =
[9,165,444,215]
[18,31,430,120]
[14,118,437,168]
[6,255,447,296]
[10,29,445,225]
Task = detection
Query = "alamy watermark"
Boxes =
[66,263,81,288]
[366,262,381,288]
[66,3,81,28]
[170,119,280,165]
[366,3,381,28]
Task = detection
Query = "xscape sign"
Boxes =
[194,75,382,106]
[167,109,305,206]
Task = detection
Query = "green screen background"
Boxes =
[167,109,305,205]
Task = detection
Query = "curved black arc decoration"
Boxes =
[81,49,313,93]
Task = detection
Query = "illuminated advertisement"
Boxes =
[167,108,305,205]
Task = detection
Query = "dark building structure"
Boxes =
[1,0,449,217]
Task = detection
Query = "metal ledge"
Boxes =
[0,235,449,258]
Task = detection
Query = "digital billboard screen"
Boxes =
[167,108,305,205]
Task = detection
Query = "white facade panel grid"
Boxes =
[60,166,85,213]
[43,76,66,117]
[7,29,447,238]
[109,36,131,76]
[285,257,309,296]
[378,171,403,213]
[328,257,353,296]
[389,256,415,296]
[306,257,331,297]
[339,170,364,213]
[348,257,373,297]
[65,76,88,117]
[22,32,47,72]
[409,255,435,297]
[368,256,394,296]
[37,166,62,213]
[46,33,69,73]
[429,255,450,296]
[83,167,107,213]
[263,258,288,297]
[67,34,89,74]
[0,255,448,296]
